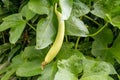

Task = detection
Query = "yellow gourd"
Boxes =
[41,3,65,68]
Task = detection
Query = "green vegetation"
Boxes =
[0,0,120,80]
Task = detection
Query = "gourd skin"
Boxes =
[42,3,65,67]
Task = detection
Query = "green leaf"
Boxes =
[81,75,114,80]
[91,28,114,63]
[65,16,89,37]
[9,21,26,44]
[37,62,57,80]
[82,59,116,76]
[36,7,56,49]
[55,69,78,80]
[71,0,90,17]
[54,55,83,80]
[59,0,73,20]
[28,0,50,14]
[91,0,120,28]
[16,60,42,77]
[81,59,116,80]
[11,52,24,67]
[22,46,46,61]
[20,4,36,20]
[110,34,120,63]
[16,46,50,77]
[0,13,26,44]
[0,14,24,32]
[56,42,85,60]
[110,15,120,28]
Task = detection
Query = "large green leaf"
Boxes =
[28,0,50,14]
[81,59,116,80]
[71,0,90,17]
[22,46,47,61]
[82,59,116,76]
[0,14,24,32]
[9,21,26,44]
[20,4,36,20]
[59,0,73,20]
[91,28,114,63]
[0,13,26,44]
[65,16,89,37]
[16,60,42,77]
[54,55,83,80]
[36,7,56,49]
[91,0,120,28]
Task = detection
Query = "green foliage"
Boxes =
[91,0,120,28]
[81,59,116,80]
[71,0,90,17]
[59,0,73,20]
[28,0,51,14]
[54,55,83,80]
[111,34,120,63]
[36,7,56,49]
[0,0,120,80]
[91,28,114,63]
[20,4,36,20]
[65,16,89,37]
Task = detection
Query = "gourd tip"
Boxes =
[41,61,47,70]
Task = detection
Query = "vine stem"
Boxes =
[26,22,36,31]
[75,36,80,49]
[88,22,108,37]
[23,20,36,31]
[84,15,101,26]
